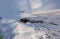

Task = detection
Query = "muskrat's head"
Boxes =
[20,18,29,23]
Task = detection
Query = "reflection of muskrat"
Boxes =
[20,18,44,23]
[20,18,58,26]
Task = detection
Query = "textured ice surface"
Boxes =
[0,15,60,39]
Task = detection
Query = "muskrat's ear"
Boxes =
[20,18,29,23]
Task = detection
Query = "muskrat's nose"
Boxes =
[20,18,29,23]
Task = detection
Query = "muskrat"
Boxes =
[20,18,29,23]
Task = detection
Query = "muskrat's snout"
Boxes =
[20,18,29,23]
